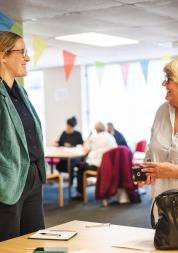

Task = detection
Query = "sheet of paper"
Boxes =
[70,250,95,253]
[112,226,155,251]
[112,238,154,251]
[29,229,77,241]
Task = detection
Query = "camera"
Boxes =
[132,164,147,182]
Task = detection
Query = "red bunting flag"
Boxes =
[63,50,77,81]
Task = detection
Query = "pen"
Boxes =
[85,223,111,228]
[39,232,61,236]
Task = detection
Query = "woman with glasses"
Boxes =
[138,58,178,199]
[0,31,47,241]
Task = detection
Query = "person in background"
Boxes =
[0,31,47,241]
[139,58,178,198]
[56,116,83,183]
[73,121,117,200]
[57,116,83,147]
[107,122,128,146]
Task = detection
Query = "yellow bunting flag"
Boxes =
[63,50,77,82]
[32,35,48,65]
[161,53,171,63]
[10,21,23,36]
[16,77,24,86]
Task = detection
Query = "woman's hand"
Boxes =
[142,162,178,179]
[134,161,178,186]
[134,174,155,187]
[64,142,72,147]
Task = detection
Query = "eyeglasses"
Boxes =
[6,48,28,57]
[164,74,171,83]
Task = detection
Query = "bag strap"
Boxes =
[151,198,156,229]
[172,198,178,230]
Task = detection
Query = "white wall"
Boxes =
[43,66,82,145]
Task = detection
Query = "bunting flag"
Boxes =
[63,50,77,81]
[161,53,171,63]
[16,77,24,86]
[10,21,23,36]
[95,61,106,86]
[120,63,129,86]
[32,35,48,65]
[140,60,149,84]
[0,11,14,31]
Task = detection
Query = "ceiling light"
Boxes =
[158,42,172,48]
[55,32,139,47]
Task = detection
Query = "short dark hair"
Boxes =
[67,116,77,127]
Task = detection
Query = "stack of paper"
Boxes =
[29,229,77,241]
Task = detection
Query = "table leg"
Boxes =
[67,158,72,199]
[51,158,54,174]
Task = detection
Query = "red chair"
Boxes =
[135,140,147,152]
[133,140,147,164]
[95,146,139,204]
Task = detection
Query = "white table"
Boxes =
[45,146,87,198]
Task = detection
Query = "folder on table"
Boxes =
[28,229,77,241]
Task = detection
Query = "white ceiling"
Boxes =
[1,0,178,69]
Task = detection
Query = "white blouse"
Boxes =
[84,132,117,167]
[145,102,178,199]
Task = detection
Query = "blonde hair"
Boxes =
[94,121,106,133]
[0,31,22,55]
[164,58,178,83]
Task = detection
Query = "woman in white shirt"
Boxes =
[142,58,178,199]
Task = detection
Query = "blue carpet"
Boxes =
[43,182,152,229]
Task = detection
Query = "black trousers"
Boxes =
[56,158,83,185]
[77,163,97,194]
[0,163,45,241]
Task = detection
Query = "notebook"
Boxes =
[28,229,77,241]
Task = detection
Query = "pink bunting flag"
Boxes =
[120,63,129,86]
[63,50,77,82]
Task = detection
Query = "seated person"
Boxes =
[57,116,83,147]
[107,122,128,146]
[56,116,83,183]
[73,121,117,199]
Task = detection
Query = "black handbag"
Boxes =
[151,189,178,250]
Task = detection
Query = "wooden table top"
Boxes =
[0,220,169,253]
